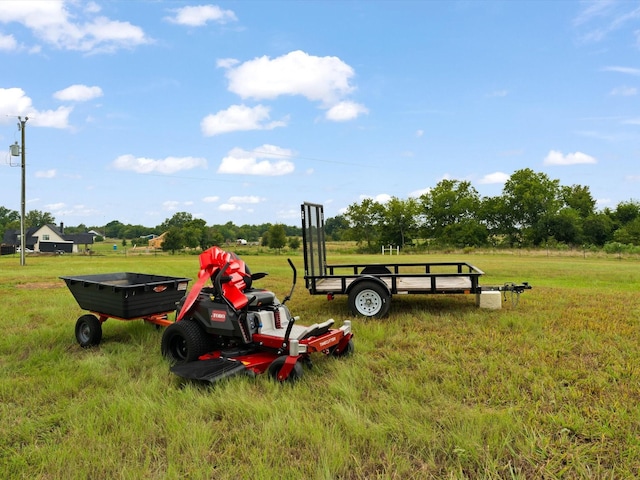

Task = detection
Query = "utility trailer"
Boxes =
[301,202,530,317]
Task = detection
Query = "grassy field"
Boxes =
[1,248,639,479]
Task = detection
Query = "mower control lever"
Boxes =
[282,258,297,305]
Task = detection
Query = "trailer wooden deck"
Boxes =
[312,275,474,293]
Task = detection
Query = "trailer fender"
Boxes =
[346,276,391,318]
[345,275,390,296]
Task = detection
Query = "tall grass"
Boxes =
[1,250,639,479]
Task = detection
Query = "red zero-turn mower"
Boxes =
[161,246,354,383]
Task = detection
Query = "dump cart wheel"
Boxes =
[268,356,303,383]
[161,320,212,364]
[348,281,391,318]
[75,314,102,348]
[331,339,355,357]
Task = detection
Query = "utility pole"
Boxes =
[20,117,28,266]
[10,117,29,266]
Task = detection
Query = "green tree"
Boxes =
[268,224,287,251]
[324,215,349,241]
[162,227,184,254]
[104,220,124,239]
[0,206,19,239]
[288,237,300,250]
[582,213,614,246]
[501,169,561,245]
[25,210,55,228]
[544,208,583,245]
[379,197,419,247]
[343,198,383,251]
[612,200,640,226]
[561,185,596,218]
[419,179,485,246]
[158,212,193,231]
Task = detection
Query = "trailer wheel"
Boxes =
[349,281,390,318]
[268,356,303,383]
[161,320,211,364]
[75,314,102,347]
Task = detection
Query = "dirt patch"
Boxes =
[16,282,63,290]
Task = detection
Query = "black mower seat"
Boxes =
[246,289,276,307]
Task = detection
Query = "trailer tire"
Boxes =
[268,356,303,383]
[348,281,390,318]
[75,314,102,347]
[161,320,212,364]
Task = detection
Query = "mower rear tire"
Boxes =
[161,320,212,364]
[348,281,391,318]
[268,356,303,383]
[75,314,102,348]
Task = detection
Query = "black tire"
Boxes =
[331,339,355,358]
[348,281,391,318]
[75,314,102,348]
[268,356,303,382]
[161,320,212,364]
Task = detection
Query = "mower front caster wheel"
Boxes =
[268,356,303,383]
[75,314,102,348]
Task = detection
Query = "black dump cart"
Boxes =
[301,202,530,317]
[60,272,190,347]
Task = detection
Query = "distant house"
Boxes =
[2,223,94,254]
[148,232,167,249]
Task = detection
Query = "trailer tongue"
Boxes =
[301,202,531,317]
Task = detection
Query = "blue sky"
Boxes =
[1,0,639,228]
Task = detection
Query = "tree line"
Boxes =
[329,168,640,252]
[1,168,638,253]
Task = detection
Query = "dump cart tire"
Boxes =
[268,356,303,382]
[331,339,355,357]
[161,320,212,364]
[348,281,391,318]
[75,314,102,347]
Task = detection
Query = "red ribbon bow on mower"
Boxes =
[176,246,250,321]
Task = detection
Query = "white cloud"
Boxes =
[478,172,510,184]
[217,145,295,176]
[112,154,207,174]
[223,50,355,104]
[409,187,430,197]
[54,84,103,102]
[45,202,65,211]
[163,201,180,211]
[0,88,72,129]
[219,203,240,212]
[35,169,56,178]
[0,0,150,54]
[227,196,262,204]
[360,193,392,203]
[202,196,220,203]
[0,33,17,50]
[416,129,424,138]
[201,104,286,136]
[486,90,508,98]
[166,5,237,26]
[543,150,597,166]
[602,66,640,76]
[609,86,637,96]
[325,101,369,121]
